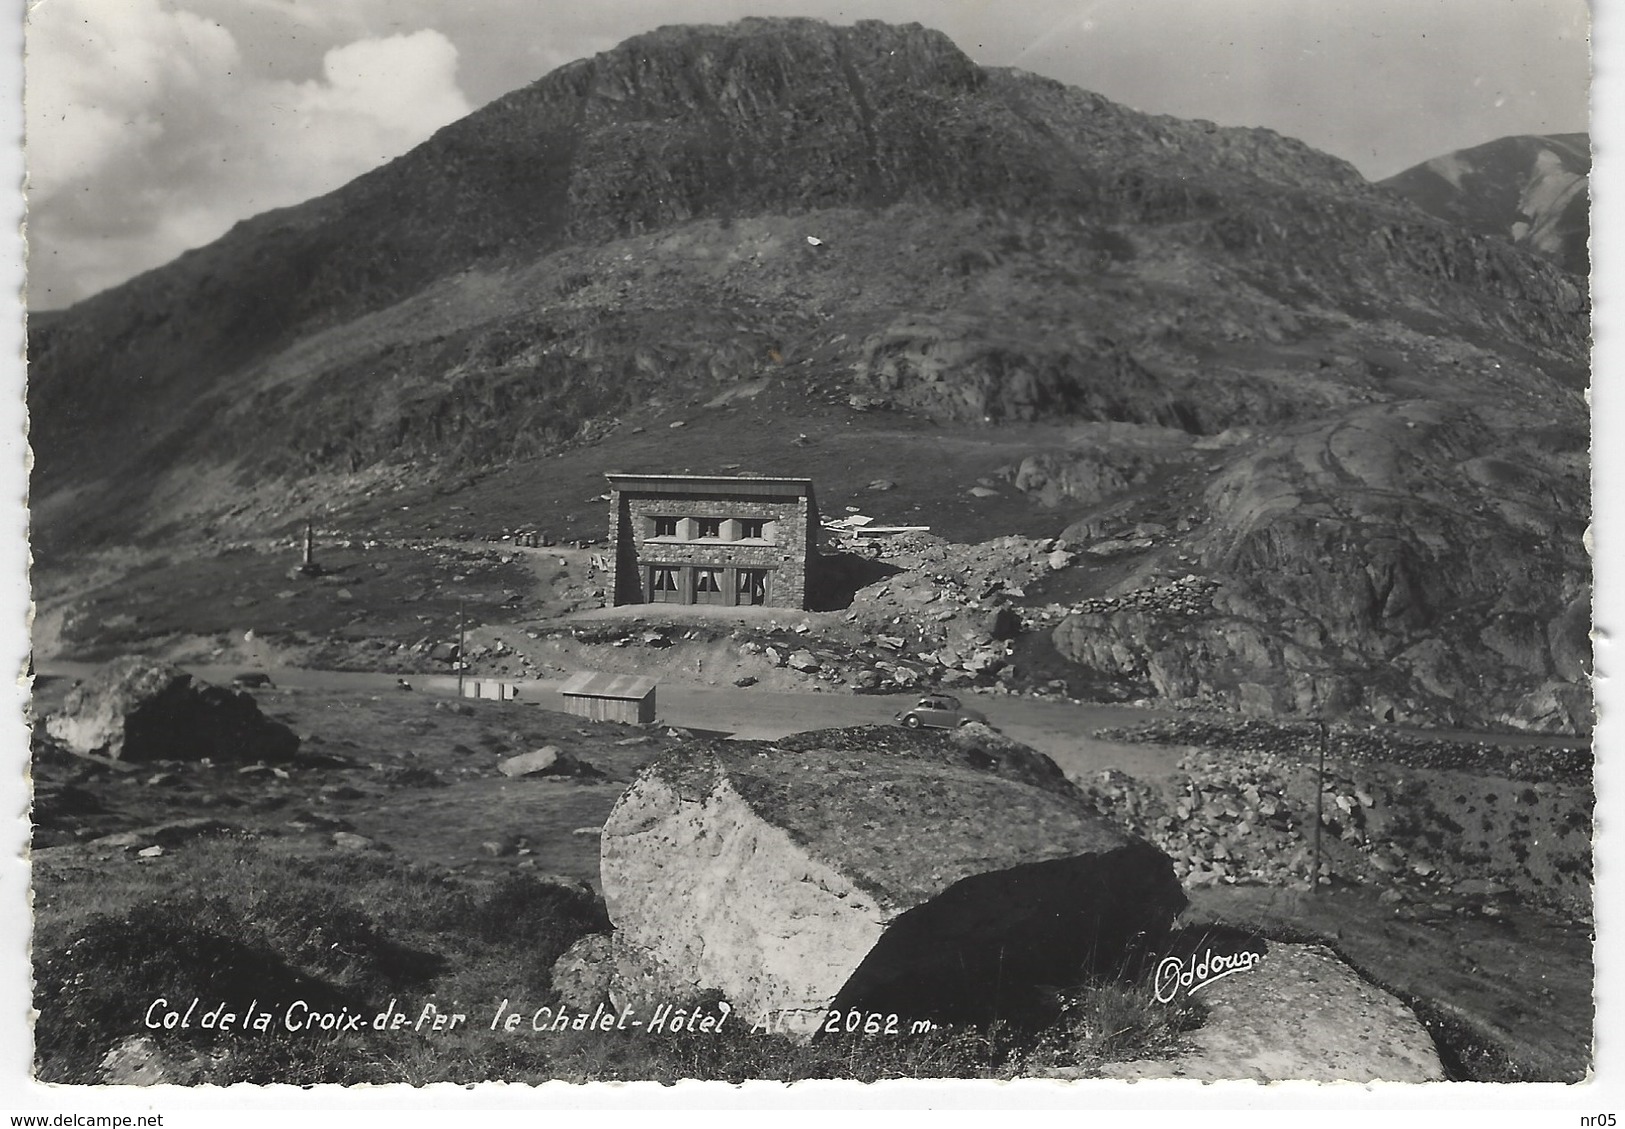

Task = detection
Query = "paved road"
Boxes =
[37,661,1186,783]
[41,659,1577,785]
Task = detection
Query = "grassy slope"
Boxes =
[31,689,1199,1084]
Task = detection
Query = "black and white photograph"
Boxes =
[10,0,1609,1109]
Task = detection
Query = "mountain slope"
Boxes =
[29,20,1584,513]
[27,18,1591,733]
[1381,133,1590,274]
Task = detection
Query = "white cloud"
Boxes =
[26,0,239,200]
[26,0,471,306]
[313,30,469,142]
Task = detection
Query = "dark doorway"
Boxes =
[694,567,726,605]
[737,568,769,605]
[647,565,683,603]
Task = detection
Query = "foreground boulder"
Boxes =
[1097,943,1445,1082]
[598,727,1185,1039]
[44,657,299,763]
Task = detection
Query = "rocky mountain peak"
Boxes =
[565,18,986,115]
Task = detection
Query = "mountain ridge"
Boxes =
[27,17,1591,733]
[1381,132,1590,274]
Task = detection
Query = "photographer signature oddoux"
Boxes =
[1152,948,1264,1004]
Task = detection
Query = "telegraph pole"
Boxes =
[457,600,467,699]
[1312,719,1328,894]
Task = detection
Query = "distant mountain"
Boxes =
[27,19,1591,732]
[1382,133,1590,274]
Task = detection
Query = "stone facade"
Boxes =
[606,475,819,610]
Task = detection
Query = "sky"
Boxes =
[23,0,1592,309]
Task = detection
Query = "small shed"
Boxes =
[559,671,658,725]
[462,679,520,701]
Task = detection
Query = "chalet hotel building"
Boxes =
[605,474,819,610]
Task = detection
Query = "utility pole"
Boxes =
[457,599,467,700]
[1312,719,1328,894]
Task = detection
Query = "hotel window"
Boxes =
[739,519,766,540]
[653,516,678,538]
[697,518,722,539]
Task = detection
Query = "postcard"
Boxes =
[8,0,1611,1117]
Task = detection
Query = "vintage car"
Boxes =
[893,693,989,730]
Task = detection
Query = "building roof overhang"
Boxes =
[605,473,816,502]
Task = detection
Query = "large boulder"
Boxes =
[599,727,1185,1039]
[44,657,299,763]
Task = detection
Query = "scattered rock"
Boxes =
[499,747,600,779]
[331,832,385,852]
[499,747,564,777]
[787,650,820,672]
[284,811,353,833]
[93,818,234,851]
[552,934,616,1011]
[1083,539,1139,558]
[377,765,445,788]
[984,606,1021,641]
[1453,878,1513,898]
